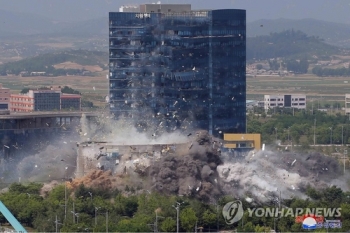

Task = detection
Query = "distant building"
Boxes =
[345,94,350,115]
[61,94,81,110]
[10,90,81,112]
[30,72,46,76]
[264,94,306,111]
[0,84,10,110]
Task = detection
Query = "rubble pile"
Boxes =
[148,130,223,201]
[66,170,119,190]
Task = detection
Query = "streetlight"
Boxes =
[329,127,333,145]
[88,192,93,202]
[54,215,63,233]
[154,208,164,233]
[95,207,101,226]
[75,213,79,224]
[172,202,183,233]
[274,127,278,141]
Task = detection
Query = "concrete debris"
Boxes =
[291,159,296,166]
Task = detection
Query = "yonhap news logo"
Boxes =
[222,200,341,227]
[222,200,244,225]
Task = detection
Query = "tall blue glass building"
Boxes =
[109,4,246,137]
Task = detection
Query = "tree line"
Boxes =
[1,181,349,232]
[312,66,350,77]
[247,108,350,146]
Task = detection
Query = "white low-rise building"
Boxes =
[345,94,350,115]
[264,94,306,111]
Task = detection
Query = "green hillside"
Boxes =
[0,50,108,76]
[247,30,342,61]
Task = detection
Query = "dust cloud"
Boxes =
[218,148,350,203]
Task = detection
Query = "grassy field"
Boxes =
[0,73,348,108]
[247,74,350,103]
[0,73,108,107]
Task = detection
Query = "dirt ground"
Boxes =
[54,62,103,72]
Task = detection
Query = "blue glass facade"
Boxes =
[109,9,246,137]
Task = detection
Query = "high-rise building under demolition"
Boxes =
[109,4,246,137]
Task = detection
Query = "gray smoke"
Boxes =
[0,133,78,186]
[148,130,223,201]
[218,149,350,203]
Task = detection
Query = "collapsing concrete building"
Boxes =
[108,4,246,137]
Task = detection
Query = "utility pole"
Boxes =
[55,215,58,233]
[342,125,344,146]
[95,207,101,226]
[106,210,108,233]
[64,179,67,220]
[314,119,316,146]
[344,150,347,175]
[71,202,75,224]
[216,201,219,232]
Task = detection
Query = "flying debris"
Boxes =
[187,133,192,137]
[63,141,67,144]
[93,86,96,91]
[196,182,202,191]
[291,159,296,166]
[173,101,178,106]
[306,156,311,161]
[189,143,193,149]
[3,145,9,149]
[96,152,107,160]
[192,66,196,71]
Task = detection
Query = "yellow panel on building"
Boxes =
[223,133,261,150]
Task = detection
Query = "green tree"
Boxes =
[256,64,263,70]
[20,88,30,94]
[180,207,197,232]
[202,209,217,229]
[160,217,176,232]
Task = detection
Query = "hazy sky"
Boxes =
[0,0,349,24]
